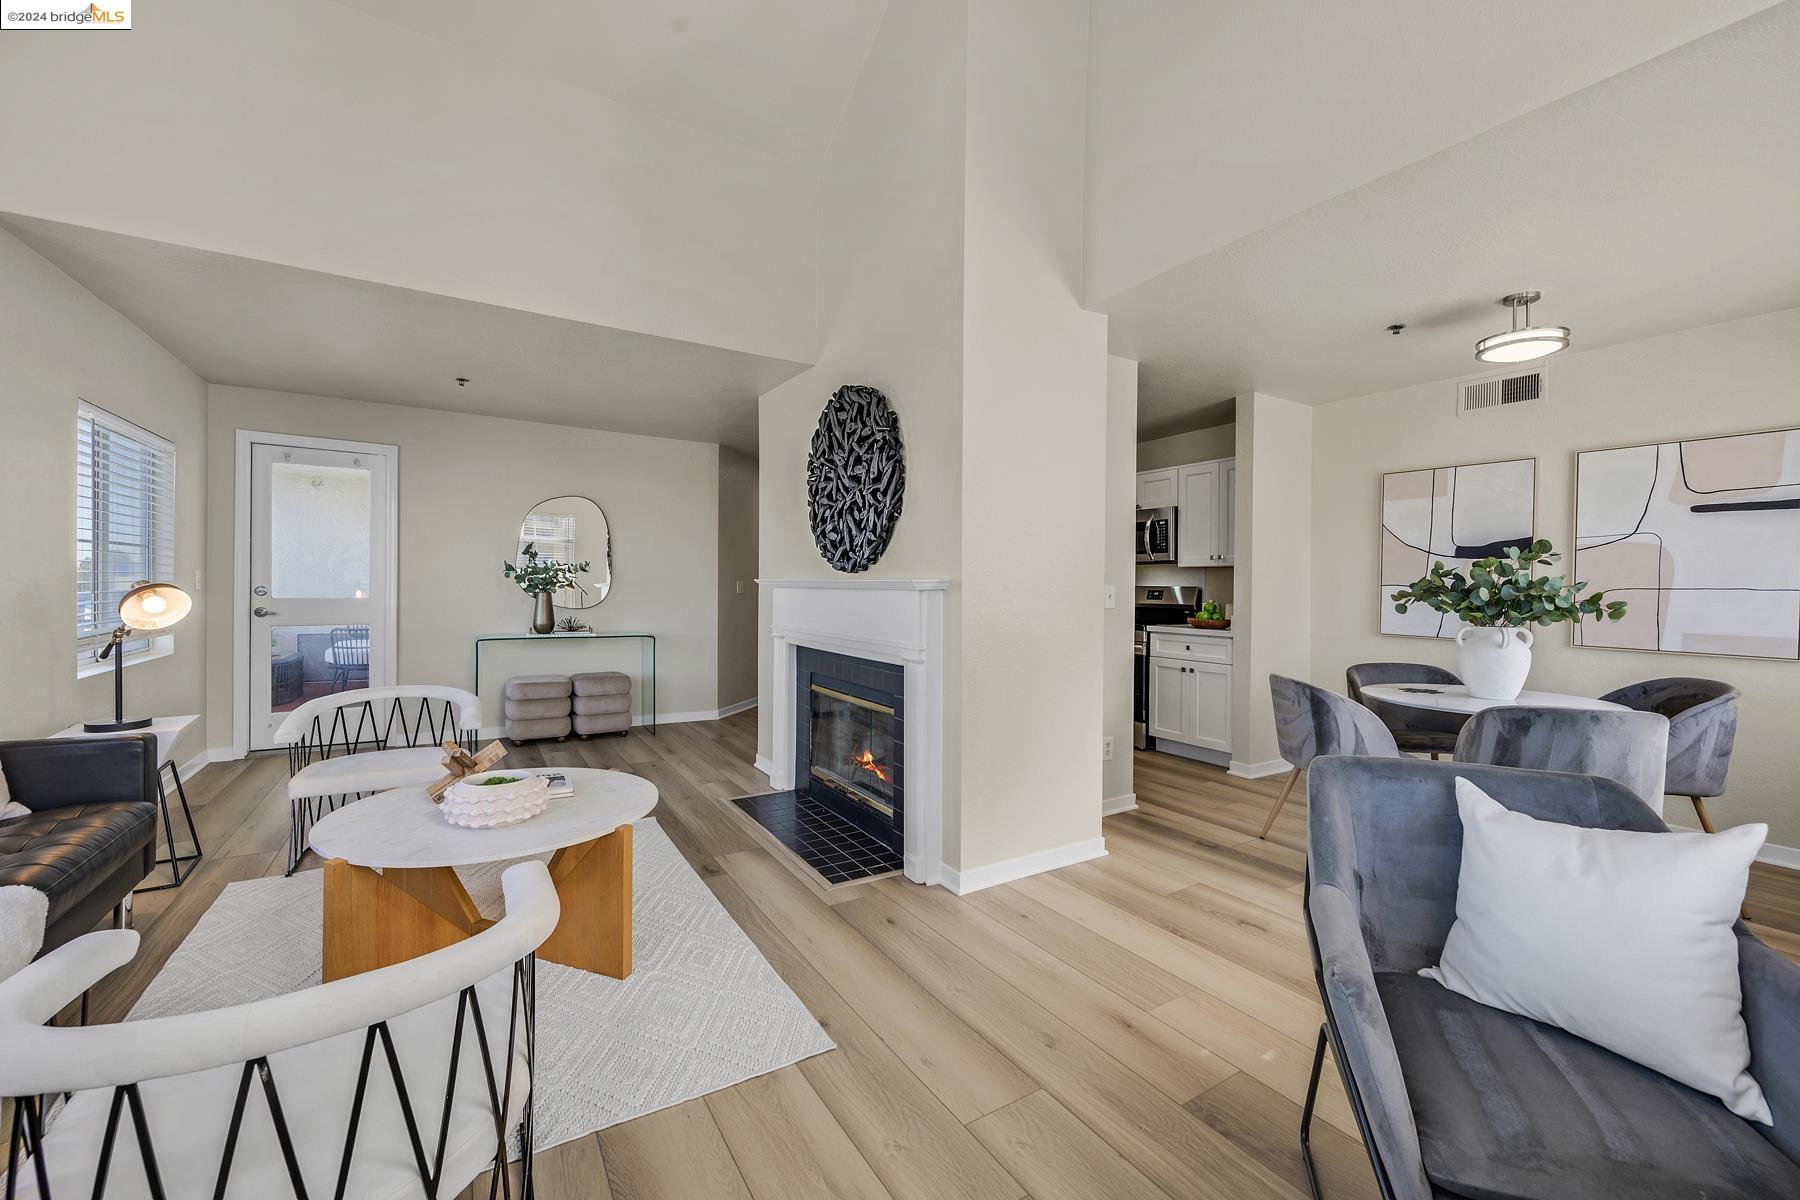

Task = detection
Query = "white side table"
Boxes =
[50,714,203,890]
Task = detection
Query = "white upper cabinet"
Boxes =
[1135,467,1177,510]
[1219,458,1236,565]
[1175,457,1235,566]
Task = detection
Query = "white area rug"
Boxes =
[129,819,834,1151]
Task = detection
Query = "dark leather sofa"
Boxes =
[0,735,158,952]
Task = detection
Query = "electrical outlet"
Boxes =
[1104,584,1116,609]
[735,580,744,594]
[1103,735,1114,761]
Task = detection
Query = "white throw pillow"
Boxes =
[0,885,49,982]
[1423,776,1770,1124]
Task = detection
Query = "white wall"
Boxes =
[205,387,724,747]
[1104,357,1139,807]
[0,0,815,364]
[1312,308,1800,848]
[957,0,1109,871]
[1233,393,1313,770]
[717,449,759,711]
[759,0,1111,880]
[0,226,209,763]
[756,0,970,775]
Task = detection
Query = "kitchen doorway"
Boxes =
[234,432,398,753]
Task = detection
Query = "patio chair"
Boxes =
[274,685,481,875]
[1,860,556,1200]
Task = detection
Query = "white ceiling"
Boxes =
[2,216,808,456]
[329,0,890,163]
[1104,1,1800,438]
[1085,0,1781,305]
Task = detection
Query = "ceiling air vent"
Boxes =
[1458,367,1545,416]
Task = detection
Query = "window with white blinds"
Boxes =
[519,512,577,564]
[76,402,176,661]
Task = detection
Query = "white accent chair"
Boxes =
[1,861,556,1200]
[275,686,482,875]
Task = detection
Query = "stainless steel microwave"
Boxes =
[1136,506,1176,562]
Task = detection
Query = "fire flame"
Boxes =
[853,748,891,784]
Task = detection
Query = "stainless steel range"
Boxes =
[1132,585,1199,749]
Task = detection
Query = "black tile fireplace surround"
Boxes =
[794,646,904,853]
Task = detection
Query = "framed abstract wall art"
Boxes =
[1380,457,1536,638]
[1573,427,1800,659]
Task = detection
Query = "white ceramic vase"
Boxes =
[1455,626,1534,701]
[440,773,550,829]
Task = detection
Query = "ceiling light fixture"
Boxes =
[1475,291,1569,364]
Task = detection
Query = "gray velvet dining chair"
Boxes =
[1452,706,1670,814]
[1262,675,1400,838]
[1599,678,1740,832]
[1345,663,1465,757]
[1304,755,1800,1200]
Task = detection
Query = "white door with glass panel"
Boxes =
[246,440,394,750]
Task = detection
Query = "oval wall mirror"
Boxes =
[517,495,612,609]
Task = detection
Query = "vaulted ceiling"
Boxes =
[330,0,891,163]
[1091,0,1798,435]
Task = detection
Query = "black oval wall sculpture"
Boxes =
[807,384,906,573]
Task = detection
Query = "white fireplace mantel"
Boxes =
[759,578,947,886]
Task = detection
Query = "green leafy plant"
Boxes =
[471,774,525,787]
[1390,539,1628,629]
[502,542,590,598]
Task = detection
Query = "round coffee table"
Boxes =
[309,766,657,982]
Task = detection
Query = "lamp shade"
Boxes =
[118,581,192,631]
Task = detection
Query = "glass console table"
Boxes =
[473,631,657,734]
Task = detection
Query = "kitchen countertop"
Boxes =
[1145,624,1232,637]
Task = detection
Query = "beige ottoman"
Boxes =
[505,675,572,742]
[571,672,631,738]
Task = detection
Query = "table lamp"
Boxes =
[85,580,193,732]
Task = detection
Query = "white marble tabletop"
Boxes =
[310,766,657,869]
[50,714,199,768]
[1359,684,1627,715]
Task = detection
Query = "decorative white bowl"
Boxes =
[441,773,551,829]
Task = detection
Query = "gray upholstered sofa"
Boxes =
[1304,755,1800,1200]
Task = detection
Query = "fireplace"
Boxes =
[795,647,903,852]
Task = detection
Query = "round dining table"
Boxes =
[1358,683,1628,715]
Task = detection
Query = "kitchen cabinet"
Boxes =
[1136,467,1177,510]
[1146,629,1232,754]
[1176,457,1235,566]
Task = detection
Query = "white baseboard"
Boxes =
[1102,792,1138,816]
[1228,758,1291,780]
[1668,822,1800,871]
[942,837,1107,896]
[1759,841,1800,871]
[716,697,758,719]
[753,755,778,782]
[174,750,214,780]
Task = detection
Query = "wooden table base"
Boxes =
[323,824,633,983]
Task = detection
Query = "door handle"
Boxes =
[253,606,278,618]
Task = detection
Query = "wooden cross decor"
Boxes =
[427,739,509,803]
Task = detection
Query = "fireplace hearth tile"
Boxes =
[732,790,902,884]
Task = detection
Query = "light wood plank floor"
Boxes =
[65,713,1800,1200]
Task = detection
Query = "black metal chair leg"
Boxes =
[1301,1023,1328,1200]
